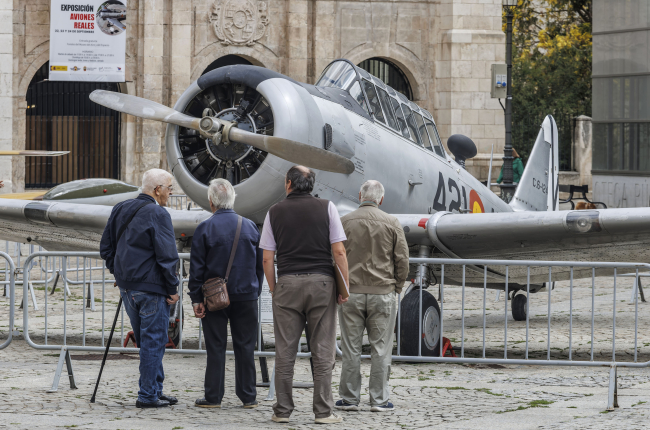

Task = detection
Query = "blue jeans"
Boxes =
[120,288,169,403]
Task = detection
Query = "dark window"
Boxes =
[361,80,385,124]
[401,103,423,146]
[424,118,445,157]
[348,81,370,115]
[25,61,121,189]
[413,111,432,152]
[390,97,410,139]
[593,122,650,172]
[376,87,398,130]
[357,58,413,100]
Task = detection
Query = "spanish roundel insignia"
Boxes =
[469,190,485,214]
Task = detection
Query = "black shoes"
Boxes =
[195,397,221,408]
[135,399,170,408]
[243,401,259,409]
[159,394,178,405]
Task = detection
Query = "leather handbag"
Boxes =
[202,216,242,312]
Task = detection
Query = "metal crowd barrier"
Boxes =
[17,251,650,409]
[386,257,650,411]
[0,251,16,349]
[20,252,309,397]
[167,194,193,211]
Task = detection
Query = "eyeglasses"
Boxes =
[156,185,173,192]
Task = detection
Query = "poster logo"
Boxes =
[97,1,127,36]
[71,66,80,71]
[469,190,485,214]
[50,65,68,71]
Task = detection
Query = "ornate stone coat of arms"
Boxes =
[210,0,269,46]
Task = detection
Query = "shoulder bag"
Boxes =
[202,215,242,312]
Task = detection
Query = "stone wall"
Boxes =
[6,0,506,192]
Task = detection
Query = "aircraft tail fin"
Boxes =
[510,115,560,212]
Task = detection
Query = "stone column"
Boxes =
[170,0,192,106]
[139,0,166,177]
[0,0,11,194]
[284,0,308,82]
[574,115,592,188]
[437,0,505,183]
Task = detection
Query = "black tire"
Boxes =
[511,294,527,321]
[399,289,441,357]
[168,303,183,347]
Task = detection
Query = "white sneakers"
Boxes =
[314,413,343,424]
[271,414,289,423]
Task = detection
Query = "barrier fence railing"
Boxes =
[20,252,309,396]
[0,251,16,349]
[15,251,650,409]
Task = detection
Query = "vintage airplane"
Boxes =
[1,59,650,356]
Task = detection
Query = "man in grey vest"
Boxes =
[260,165,349,425]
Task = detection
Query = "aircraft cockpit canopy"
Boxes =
[316,60,447,158]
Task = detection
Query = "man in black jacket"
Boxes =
[188,178,264,409]
[100,168,179,409]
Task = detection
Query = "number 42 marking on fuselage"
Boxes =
[432,172,492,214]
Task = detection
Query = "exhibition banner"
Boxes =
[49,0,127,82]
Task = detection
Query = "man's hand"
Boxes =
[0,180,4,189]
[193,302,206,319]
[166,294,179,305]
[337,294,348,305]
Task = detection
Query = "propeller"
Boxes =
[89,90,355,175]
[0,150,70,156]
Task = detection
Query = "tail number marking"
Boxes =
[533,178,548,194]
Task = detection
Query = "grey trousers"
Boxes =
[338,292,397,406]
[272,273,337,419]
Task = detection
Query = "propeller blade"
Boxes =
[90,90,355,175]
[0,150,70,157]
[89,90,201,130]
[229,127,355,175]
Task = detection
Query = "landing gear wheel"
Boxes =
[511,294,527,321]
[399,288,441,356]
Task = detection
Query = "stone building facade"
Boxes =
[2,0,506,192]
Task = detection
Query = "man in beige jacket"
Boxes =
[336,180,409,412]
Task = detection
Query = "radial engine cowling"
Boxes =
[166,65,325,223]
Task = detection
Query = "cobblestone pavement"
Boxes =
[1,257,650,429]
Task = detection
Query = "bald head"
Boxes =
[285,165,316,194]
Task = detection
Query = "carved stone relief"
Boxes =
[209,0,269,46]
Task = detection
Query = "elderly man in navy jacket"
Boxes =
[100,168,179,409]
[188,178,264,409]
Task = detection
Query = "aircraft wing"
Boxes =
[396,208,650,287]
[0,199,211,251]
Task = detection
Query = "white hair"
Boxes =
[360,180,385,204]
[142,169,173,193]
[208,178,236,210]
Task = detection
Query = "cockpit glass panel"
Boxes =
[390,98,410,139]
[361,80,386,124]
[376,87,398,130]
[401,104,423,146]
[424,118,445,157]
[413,112,433,152]
[348,81,370,115]
[316,61,357,90]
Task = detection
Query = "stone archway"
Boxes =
[24,61,122,188]
[357,57,414,101]
[346,50,424,102]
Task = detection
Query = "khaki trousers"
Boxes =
[338,292,397,406]
[272,273,337,419]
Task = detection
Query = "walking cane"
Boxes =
[90,296,123,403]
